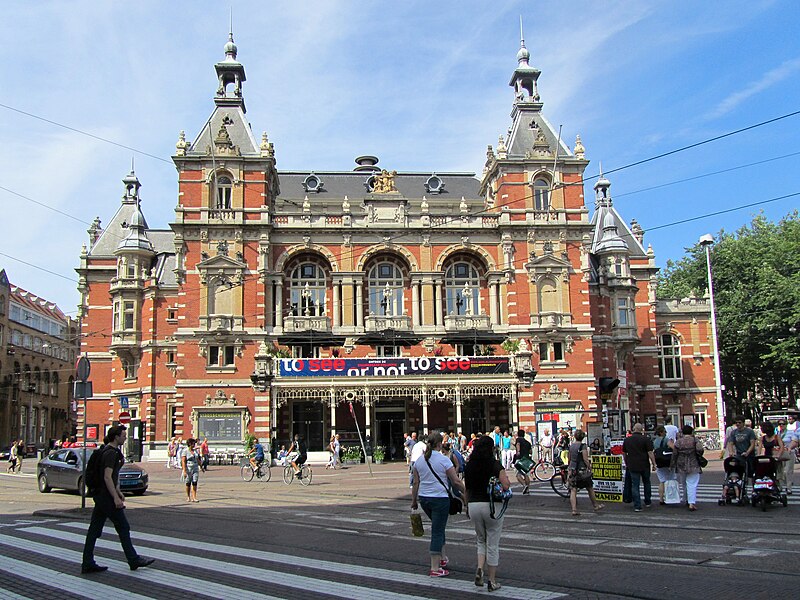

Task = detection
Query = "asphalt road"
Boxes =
[0,458,797,598]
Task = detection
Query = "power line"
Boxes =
[646,191,800,232]
[0,102,172,164]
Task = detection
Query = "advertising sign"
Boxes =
[198,412,242,441]
[86,425,99,441]
[592,454,625,502]
[278,356,510,378]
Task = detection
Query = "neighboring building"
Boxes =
[0,269,78,451]
[76,33,719,460]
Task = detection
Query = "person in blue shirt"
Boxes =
[777,420,799,494]
[249,438,265,470]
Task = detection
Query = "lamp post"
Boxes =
[699,234,726,448]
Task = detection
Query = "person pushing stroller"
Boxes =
[718,455,746,505]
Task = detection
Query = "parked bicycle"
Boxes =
[240,461,271,482]
[532,456,556,481]
[283,464,312,486]
[550,464,570,498]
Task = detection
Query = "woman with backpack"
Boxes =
[567,430,604,516]
[653,425,676,505]
[463,435,510,592]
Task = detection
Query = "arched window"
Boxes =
[53,373,60,397]
[34,367,41,394]
[288,262,327,317]
[444,260,481,316]
[43,371,50,396]
[215,175,233,209]
[533,178,550,211]
[367,260,404,316]
[658,334,682,379]
[0,295,5,315]
[208,277,234,315]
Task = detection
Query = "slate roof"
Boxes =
[9,284,68,322]
[507,108,573,159]
[589,204,647,258]
[276,171,481,202]
[188,105,260,157]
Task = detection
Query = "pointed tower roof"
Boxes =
[89,169,152,256]
[115,199,154,254]
[509,17,542,107]
[589,173,647,257]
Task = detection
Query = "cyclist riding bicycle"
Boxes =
[288,433,308,479]
[249,438,265,470]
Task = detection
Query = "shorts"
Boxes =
[295,454,307,466]
[184,469,199,485]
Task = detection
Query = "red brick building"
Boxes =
[76,34,720,460]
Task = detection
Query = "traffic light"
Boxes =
[598,377,620,398]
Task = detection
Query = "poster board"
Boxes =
[592,454,624,502]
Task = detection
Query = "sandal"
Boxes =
[475,567,483,586]
[429,568,449,577]
[593,503,605,512]
[571,511,581,516]
[440,557,449,568]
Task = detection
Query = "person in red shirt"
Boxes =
[199,437,210,472]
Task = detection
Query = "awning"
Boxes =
[438,329,507,345]
[276,333,347,347]
[354,328,424,347]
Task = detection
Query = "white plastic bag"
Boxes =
[664,479,681,504]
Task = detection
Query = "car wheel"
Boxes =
[38,474,52,493]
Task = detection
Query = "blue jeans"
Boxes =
[629,470,652,509]
[419,496,450,555]
[82,493,139,566]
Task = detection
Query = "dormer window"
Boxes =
[215,176,232,209]
[302,174,323,193]
[533,178,550,211]
[364,175,376,193]
[425,175,445,194]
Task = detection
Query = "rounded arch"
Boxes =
[364,254,409,317]
[357,245,416,272]
[434,245,494,272]
[537,276,561,313]
[275,244,338,273]
[205,168,237,185]
[284,253,330,317]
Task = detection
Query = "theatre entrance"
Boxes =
[292,401,324,451]
[374,403,406,461]
[461,397,487,437]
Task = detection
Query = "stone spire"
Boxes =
[214,30,247,112]
[509,17,541,105]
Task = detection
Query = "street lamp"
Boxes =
[699,234,726,448]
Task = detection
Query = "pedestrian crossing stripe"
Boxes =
[0,522,565,600]
[522,482,798,503]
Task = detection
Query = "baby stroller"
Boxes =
[750,456,788,511]
[718,456,747,506]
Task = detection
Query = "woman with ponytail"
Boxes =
[411,430,466,577]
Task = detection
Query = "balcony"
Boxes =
[444,313,491,331]
[531,312,573,329]
[284,315,331,333]
[365,314,412,332]
[110,330,140,349]
[199,314,245,332]
[109,278,144,293]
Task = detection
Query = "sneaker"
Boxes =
[81,563,108,575]
[644,503,652,508]
[487,581,502,592]
[475,567,484,586]
[429,568,449,577]
[522,485,530,495]
[634,508,642,512]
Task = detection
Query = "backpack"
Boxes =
[85,446,111,493]
[654,437,673,468]
[452,448,465,473]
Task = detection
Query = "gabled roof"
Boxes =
[188,105,260,158]
[589,205,647,258]
[9,284,68,322]
[506,110,572,160]
[89,202,142,257]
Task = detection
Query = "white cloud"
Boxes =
[706,57,800,119]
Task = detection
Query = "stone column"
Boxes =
[332,281,341,328]
[455,395,463,434]
[489,282,498,325]
[356,281,364,328]
[422,397,429,434]
[329,389,337,436]
[435,281,444,326]
[364,395,372,442]
[412,281,420,327]
[275,281,284,330]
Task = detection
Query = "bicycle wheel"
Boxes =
[283,466,294,485]
[240,465,254,482]
[299,465,312,486]
[550,468,570,498]
[533,460,555,482]
[259,465,272,483]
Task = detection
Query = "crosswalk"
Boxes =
[0,519,565,600]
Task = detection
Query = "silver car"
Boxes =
[37,447,149,495]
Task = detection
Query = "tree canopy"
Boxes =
[657,211,800,420]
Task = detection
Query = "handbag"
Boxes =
[410,509,424,537]
[488,475,512,519]
[696,452,708,468]
[654,438,673,468]
[424,455,462,515]
[574,445,593,485]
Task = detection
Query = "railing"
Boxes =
[531,312,572,328]
[444,313,491,331]
[200,315,244,331]
[284,315,331,332]
[110,330,140,346]
[364,314,412,331]
[109,278,144,292]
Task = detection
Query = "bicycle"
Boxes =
[283,463,312,486]
[550,464,570,498]
[240,461,271,482]
[532,455,556,482]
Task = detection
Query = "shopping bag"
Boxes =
[664,479,681,504]
[410,509,424,537]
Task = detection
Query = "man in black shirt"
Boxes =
[622,423,657,512]
[514,429,533,495]
[81,425,155,574]
[289,433,308,479]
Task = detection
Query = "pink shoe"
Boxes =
[429,568,449,577]
[440,557,449,568]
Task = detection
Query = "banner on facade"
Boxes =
[592,454,624,502]
[278,356,510,378]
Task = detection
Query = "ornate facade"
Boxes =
[76,33,719,459]
[0,269,78,450]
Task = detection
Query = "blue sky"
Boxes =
[1,0,798,314]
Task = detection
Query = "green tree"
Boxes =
[657,211,800,420]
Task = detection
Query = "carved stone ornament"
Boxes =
[371,169,399,194]
[216,240,229,256]
[204,389,237,406]
[540,383,571,401]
